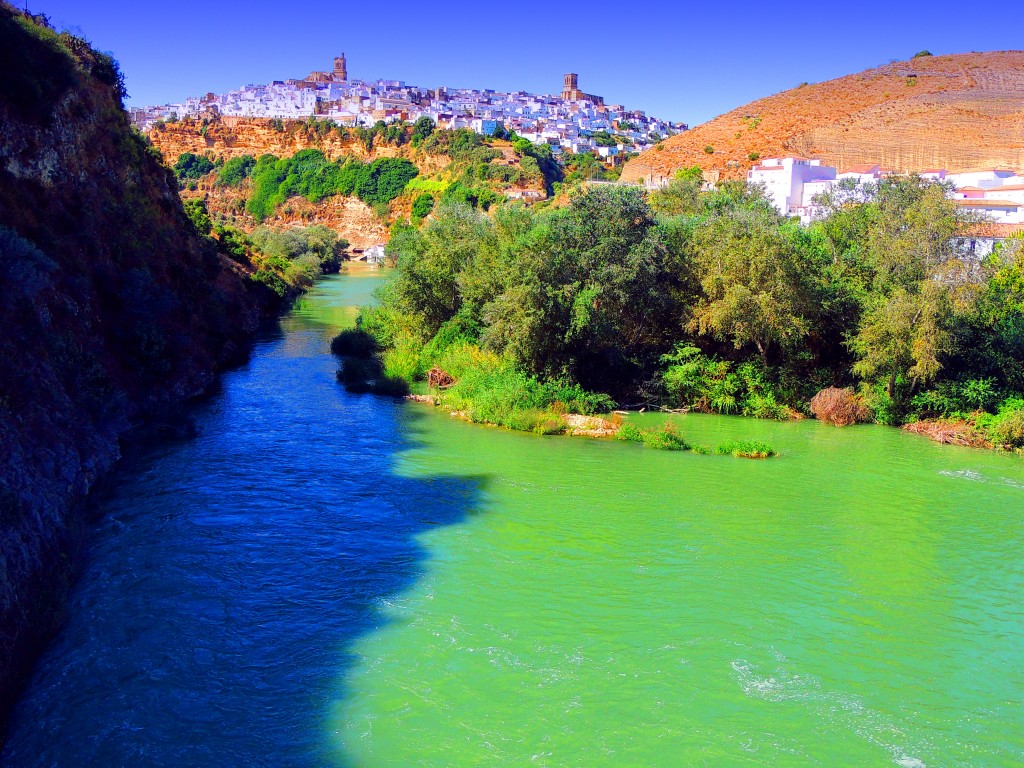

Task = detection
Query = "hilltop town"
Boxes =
[132,55,686,159]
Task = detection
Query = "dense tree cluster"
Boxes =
[246,150,418,221]
[352,178,1024,449]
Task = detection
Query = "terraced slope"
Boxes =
[622,52,1024,182]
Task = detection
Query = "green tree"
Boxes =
[411,192,435,220]
[690,207,816,364]
[182,198,212,235]
[174,152,215,180]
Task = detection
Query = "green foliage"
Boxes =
[357,158,419,205]
[182,198,212,236]
[411,192,435,221]
[912,50,933,58]
[174,152,215,181]
[349,168,1024,452]
[975,398,1024,448]
[245,151,417,220]
[660,346,792,418]
[245,225,347,296]
[703,145,714,154]
[615,421,689,450]
[216,155,255,187]
[748,152,760,162]
[716,440,777,458]
[331,328,378,357]
[590,131,619,148]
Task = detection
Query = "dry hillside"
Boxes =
[622,51,1024,183]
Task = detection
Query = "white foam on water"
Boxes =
[938,469,986,482]
[731,658,930,767]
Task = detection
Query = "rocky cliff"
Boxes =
[149,118,456,247]
[623,51,1024,183]
[0,5,275,725]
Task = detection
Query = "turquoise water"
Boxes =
[5,269,1023,767]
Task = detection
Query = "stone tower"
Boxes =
[562,73,579,99]
[333,54,347,82]
[561,72,603,106]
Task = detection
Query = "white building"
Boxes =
[747,157,837,217]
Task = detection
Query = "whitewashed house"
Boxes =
[364,244,387,266]
[747,157,837,217]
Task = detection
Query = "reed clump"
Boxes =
[809,387,872,427]
[716,440,777,459]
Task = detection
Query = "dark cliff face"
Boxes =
[0,6,275,723]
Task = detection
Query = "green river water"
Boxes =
[330,286,1023,765]
[9,271,1018,767]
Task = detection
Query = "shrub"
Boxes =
[533,413,567,435]
[216,155,255,187]
[716,440,776,458]
[615,421,688,450]
[182,198,212,235]
[692,444,713,455]
[810,387,872,427]
[641,422,689,451]
[616,423,646,443]
[703,145,714,154]
[411,192,435,220]
[976,398,1024,449]
[331,328,377,357]
[174,152,214,180]
[748,152,760,162]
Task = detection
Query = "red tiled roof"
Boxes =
[962,223,1024,238]
[840,163,880,174]
[955,199,1021,207]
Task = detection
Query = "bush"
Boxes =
[703,145,714,154]
[216,155,255,187]
[182,198,212,236]
[174,152,214,180]
[976,398,1024,449]
[641,422,689,451]
[616,423,646,443]
[331,328,377,357]
[412,192,435,220]
[616,421,689,450]
[716,440,776,458]
[810,387,872,426]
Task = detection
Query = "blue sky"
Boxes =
[26,0,1024,125]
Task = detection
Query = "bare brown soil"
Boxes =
[623,52,1024,183]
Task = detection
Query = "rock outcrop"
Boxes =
[623,51,1024,183]
[0,5,275,726]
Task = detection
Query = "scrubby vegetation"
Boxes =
[174,151,215,180]
[219,224,349,296]
[246,150,418,221]
[216,154,255,187]
[716,440,777,459]
[330,173,1024,455]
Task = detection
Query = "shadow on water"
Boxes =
[2,276,488,767]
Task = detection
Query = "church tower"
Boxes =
[333,53,348,82]
[562,73,579,100]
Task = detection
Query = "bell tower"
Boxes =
[562,73,579,99]
[333,53,348,82]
